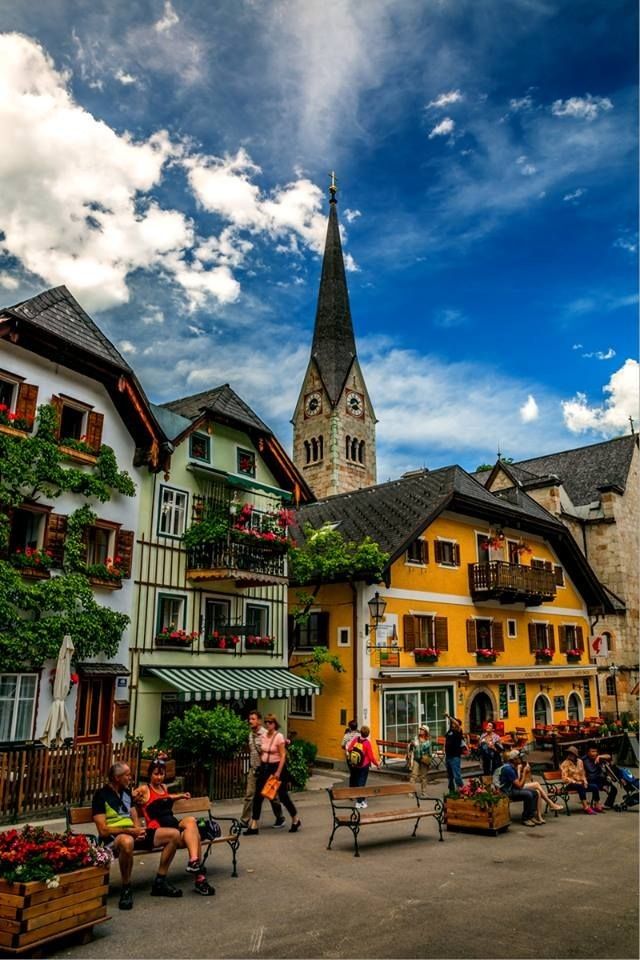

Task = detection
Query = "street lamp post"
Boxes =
[608,662,620,721]
[365,592,387,651]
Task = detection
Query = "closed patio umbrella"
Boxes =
[41,634,75,746]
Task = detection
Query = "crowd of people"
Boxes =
[91,712,623,909]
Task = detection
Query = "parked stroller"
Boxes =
[600,760,639,811]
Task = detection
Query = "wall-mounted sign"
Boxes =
[553,695,565,711]
[116,677,128,688]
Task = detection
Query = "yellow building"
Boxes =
[287,465,614,761]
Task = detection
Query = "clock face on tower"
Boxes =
[304,392,322,417]
[346,391,364,417]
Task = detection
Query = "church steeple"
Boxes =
[311,178,357,406]
[291,174,377,500]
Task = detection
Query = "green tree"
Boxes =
[165,706,248,765]
[288,525,388,585]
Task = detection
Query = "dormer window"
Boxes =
[190,433,211,463]
[237,448,256,477]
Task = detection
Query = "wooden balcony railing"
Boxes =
[187,539,287,586]
[468,561,556,606]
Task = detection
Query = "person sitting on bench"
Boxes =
[92,761,182,911]
[496,750,542,826]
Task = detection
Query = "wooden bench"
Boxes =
[326,782,444,857]
[375,739,409,767]
[66,796,242,877]
[542,771,571,816]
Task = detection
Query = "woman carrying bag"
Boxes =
[409,725,433,795]
[244,714,301,836]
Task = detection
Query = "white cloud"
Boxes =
[551,94,613,121]
[516,156,536,176]
[119,340,137,354]
[114,69,137,85]
[572,344,583,350]
[614,233,638,254]
[519,394,539,423]
[428,90,463,109]
[433,308,467,329]
[344,208,361,223]
[142,308,165,325]
[509,95,534,112]
[563,188,585,202]
[0,272,19,290]
[562,359,639,435]
[428,117,455,139]
[154,1,179,33]
[581,347,616,360]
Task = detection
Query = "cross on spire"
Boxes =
[328,170,338,203]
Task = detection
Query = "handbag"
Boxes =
[197,813,222,841]
[261,775,281,801]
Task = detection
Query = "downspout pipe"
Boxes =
[350,581,358,722]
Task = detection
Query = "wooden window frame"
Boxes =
[337,627,351,647]
[435,538,460,567]
[0,673,37,742]
[189,432,211,463]
[292,611,329,650]
[236,447,256,477]
[289,692,314,718]
[507,618,517,638]
[246,602,269,636]
[406,539,428,566]
[74,677,114,745]
[156,594,187,635]
[158,485,189,539]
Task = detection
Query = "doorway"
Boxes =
[468,691,494,733]
[567,692,583,722]
[533,694,551,726]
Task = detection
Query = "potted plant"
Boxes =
[8,546,53,578]
[155,626,199,648]
[566,647,582,663]
[535,647,554,663]
[85,556,125,587]
[476,647,497,664]
[445,778,511,834]
[0,403,33,434]
[414,647,439,663]
[204,630,240,651]
[0,826,112,952]
[245,634,275,651]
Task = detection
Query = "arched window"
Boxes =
[304,440,310,465]
[345,435,351,459]
[311,437,318,461]
[358,440,365,464]
[318,435,324,460]
[350,438,358,461]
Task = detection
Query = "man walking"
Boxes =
[240,710,284,829]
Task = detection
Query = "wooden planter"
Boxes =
[59,445,98,465]
[13,566,50,580]
[0,866,109,954]
[566,656,581,664]
[0,424,30,439]
[87,576,122,590]
[445,796,510,835]
[138,758,176,780]
[415,655,438,664]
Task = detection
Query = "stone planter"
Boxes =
[445,796,511,835]
[0,866,109,953]
[138,758,176,780]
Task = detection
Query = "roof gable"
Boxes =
[161,383,271,434]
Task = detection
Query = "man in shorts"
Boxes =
[92,761,182,910]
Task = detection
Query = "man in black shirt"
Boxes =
[582,743,617,811]
[444,713,465,792]
[92,761,182,910]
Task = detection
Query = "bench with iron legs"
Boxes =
[326,782,444,857]
[375,739,409,767]
[541,771,571,816]
[65,796,242,877]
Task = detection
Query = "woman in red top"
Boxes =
[134,760,214,896]
[346,725,379,808]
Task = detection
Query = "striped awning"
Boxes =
[143,666,320,703]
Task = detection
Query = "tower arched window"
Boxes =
[350,438,358,461]
[358,440,365,464]
[345,435,351,459]
[318,435,324,460]
[311,437,318,462]
[304,440,311,465]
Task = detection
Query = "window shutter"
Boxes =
[115,529,134,579]
[453,543,461,566]
[434,616,448,651]
[558,625,567,653]
[51,395,64,439]
[553,565,564,586]
[403,614,417,652]
[423,540,429,564]
[86,411,104,451]
[528,623,537,653]
[317,611,329,647]
[547,623,555,652]
[434,540,442,563]
[287,615,299,651]
[492,621,504,652]
[15,383,38,428]
[466,619,477,652]
[544,561,553,572]
[576,626,584,651]
[45,513,67,567]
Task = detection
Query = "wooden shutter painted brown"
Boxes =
[558,625,567,652]
[45,513,67,567]
[115,529,134,579]
[466,619,477,652]
[403,614,418,652]
[576,626,584,651]
[453,543,461,566]
[544,561,553,572]
[423,540,429,564]
[434,540,442,563]
[434,616,448,651]
[86,411,104,451]
[492,621,504,652]
[547,623,555,652]
[553,565,564,586]
[14,383,38,428]
[50,395,64,439]
[528,622,537,653]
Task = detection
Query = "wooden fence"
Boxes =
[179,751,250,801]
[0,741,141,822]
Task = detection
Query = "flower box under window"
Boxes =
[414,647,439,663]
[245,635,275,651]
[155,628,198,648]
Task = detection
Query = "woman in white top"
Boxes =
[244,714,301,835]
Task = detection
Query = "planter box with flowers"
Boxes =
[535,647,554,664]
[0,404,33,437]
[245,634,276,652]
[204,631,241,652]
[445,778,511,835]
[155,627,199,649]
[566,648,582,663]
[475,648,498,664]
[0,826,111,953]
[59,435,99,465]
[414,647,439,664]
[85,557,125,590]
[8,547,53,579]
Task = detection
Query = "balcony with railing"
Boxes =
[468,561,556,606]
[186,537,287,586]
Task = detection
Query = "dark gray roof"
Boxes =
[512,436,637,505]
[161,383,272,435]
[3,286,132,372]
[150,403,192,441]
[311,200,357,405]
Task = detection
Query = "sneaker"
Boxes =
[194,875,215,896]
[273,817,286,829]
[186,858,201,873]
[289,819,301,833]
[360,801,368,809]
[593,804,605,813]
[243,827,259,835]
[118,886,133,910]
[583,807,597,815]
[150,878,183,898]
[354,801,363,809]
[522,819,538,827]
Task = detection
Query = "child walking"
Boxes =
[346,725,379,808]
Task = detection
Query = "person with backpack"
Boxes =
[409,725,432,795]
[341,719,359,763]
[346,725,379,808]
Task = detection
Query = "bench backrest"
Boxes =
[542,770,563,782]
[66,796,211,827]
[330,783,417,801]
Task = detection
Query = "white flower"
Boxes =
[46,877,60,889]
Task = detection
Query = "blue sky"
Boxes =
[0,0,637,480]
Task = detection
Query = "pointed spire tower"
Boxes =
[292,174,377,499]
